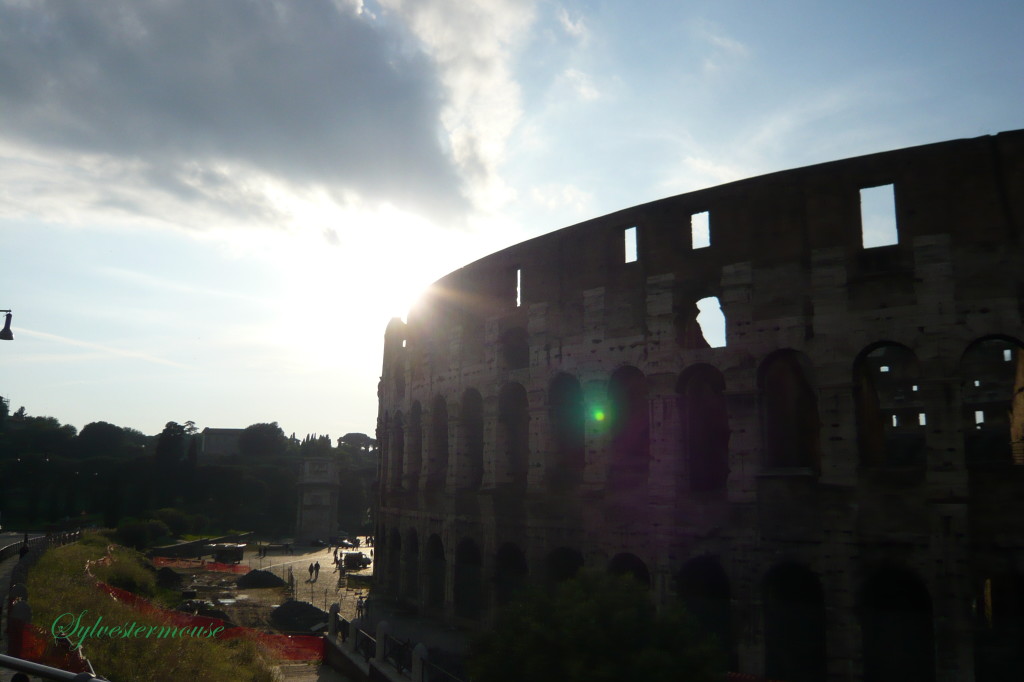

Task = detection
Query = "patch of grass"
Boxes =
[25,534,278,682]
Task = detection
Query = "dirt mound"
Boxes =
[156,567,183,588]
[270,599,328,634]
[236,569,286,589]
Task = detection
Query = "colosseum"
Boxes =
[374,130,1024,682]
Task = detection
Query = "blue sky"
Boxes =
[1,0,1022,440]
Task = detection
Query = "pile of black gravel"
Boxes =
[236,569,286,589]
[269,599,329,634]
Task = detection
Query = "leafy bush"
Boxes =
[469,571,723,682]
[114,517,170,549]
[25,535,277,681]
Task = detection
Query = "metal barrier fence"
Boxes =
[383,633,413,676]
[354,628,376,662]
[423,659,465,682]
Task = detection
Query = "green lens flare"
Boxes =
[593,410,605,421]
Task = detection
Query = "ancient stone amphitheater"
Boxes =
[375,130,1024,682]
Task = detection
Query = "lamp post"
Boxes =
[0,309,12,340]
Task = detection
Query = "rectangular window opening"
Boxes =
[1003,349,1013,362]
[880,365,890,373]
[691,211,710,249]
[974,379,981,387]
[912,384,919,392]
[624,226,638,263]
[918,413,927,426]
[401,339,407,348]
[891,414,899,428]
[975,410,985,425]
[860,184,898,248]
[515,267,522,308]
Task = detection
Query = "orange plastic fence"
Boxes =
[92,580,323,661]
[7,620,92,674]
[151,557,251,574]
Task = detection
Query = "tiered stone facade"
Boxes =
[375,130,1024,682]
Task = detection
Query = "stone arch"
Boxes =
[497,382,529,489]
[387,528,402,594]
[607,552,650,588]
[548,373,585,490]
[425,534,446,609]
[860,566,935,682]
[759,350,822,472]
[974,571,1024,680]
[378,412,390,486]
[390,412,405,490]
[500,327,529,370]
[545,547,583,587]
[494,543,528,606]
[427,396,449,490]
[763,562,827,682]
[676,364,730,492]
[854,342,926,468]
[402,528,419,599]
[960,336,1024,467]
[453,538,483,619]
[459,388,484,490]
[607,365,650,491]
[405,401,423,490]
[676,556,735,668]
[392,360,405,400]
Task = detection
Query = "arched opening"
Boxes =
[405,402,422,490]
[392,360,405,400]
[402,529,419,600]
[500,327,529,370]
[428,396,449,490]
[387,528,402,595]
[763,563,827,682]
[759,350,822,472]
[861,567,935,682]
[607,552,650,588]
[390,412,405,491]
[494,543,528,606]
[454,538,484,619]
[548,373,585,490]
[497,383,529,490]
[961,336,1024,467]
[607,366,650,491]
[676,556,735,667]
[460,389,484,490]
[677,365,729,492]
[425,534,446,609]
[854,343,926,468]
[974,572,1024,680]
[545,547,583,588]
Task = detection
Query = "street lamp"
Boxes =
[0,310,12,341]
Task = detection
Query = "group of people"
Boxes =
[307,561,321,582]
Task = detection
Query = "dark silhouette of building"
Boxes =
[375,130,1024,681]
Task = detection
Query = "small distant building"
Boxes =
[296,456,340,542]
[199,428,243,465]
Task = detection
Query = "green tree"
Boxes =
[469,571,723,682]
[155,421,187,466]
[239,422,287,459]
[76,421,125,458]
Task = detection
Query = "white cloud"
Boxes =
[557,7,587,41]
[377,0,537,212]
[561,68,600,101]
[0,0,465,229]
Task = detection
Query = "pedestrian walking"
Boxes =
[308,563,314,581]
[314,561,321,580]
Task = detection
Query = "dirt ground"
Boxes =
[170,542,374,632]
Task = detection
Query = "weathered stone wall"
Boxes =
[375,130,1024,681]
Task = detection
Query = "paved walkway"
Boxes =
[1,550,24,682]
